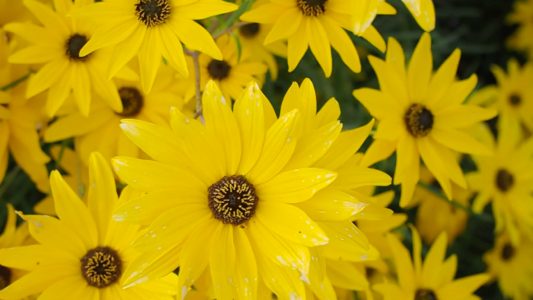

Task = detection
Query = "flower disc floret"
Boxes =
[135,0,171,27]
[208,175,259,225]
[81,247,123,288]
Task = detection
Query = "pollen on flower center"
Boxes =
[297,0,327,17]
[500,243,515,261]
[415,288,438,300]
[239,23,261,39]
[495,169,514,193]
[208,175,259,225]
[66,34,90,61]
[0,265,11,289]
[116,87,144,117]
[207,60,232,80]
[80,246,122,288]
[135,0,172,27]
[508,93,522,107]
[404,103,434,137]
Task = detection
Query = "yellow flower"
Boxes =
[5,0,123,117]
[0,152,178,300]
[111,79,390,298]
[0,205,33,292]
[470,59,533,133]
[467,121,533,245]
[354,33,496,207]
[199,35,268,100]
[374,228,489,300]
[0,29,49,192]
[44,64,184,164]
[414,167,469,244]
[77,0,237,92]
[241,0,389,77]
[484,233,533,300]
[400,0,435,31]
[507,0,533,58]
[237,22,286,79]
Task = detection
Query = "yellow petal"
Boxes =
[87,152,118,243]
[119,119,186,164]
[50,171,98,248]
[407,33,432,103]
[299,189,366,221]
[308,18,332,77]
[203,81,241,175]
[112,156,204,191]
[247,110,299,184]
[257,168,337,203]
[234,83,266,175]
[256,201,328,247]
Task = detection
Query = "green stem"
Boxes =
[0,71,33,92]
[212,0,255,37]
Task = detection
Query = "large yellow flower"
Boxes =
[467,121,533,245]
[374,228,489,300]
[0,29,49,192]
[44,64,184,164]
[77,0,237,92]
[0,152,178,300]
[5,0,123,117]
[111,79,390,299]
[354,33,496,207]
[470,59,533,133]
[241,0,391,77]
[484,233,533,300]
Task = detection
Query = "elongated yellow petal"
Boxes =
[112,156,204,191]
[299,189,366,221]
[247,110,300,184]
[234,83,266,175]
[257,168,337,203]
[256,202,328,247]
[50,170,98,248]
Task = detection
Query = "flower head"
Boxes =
[241,0,389,77]
[5,0,123,117]
[375,228,489,300]
[111,79,390,298]
[354,33,496,206]
[77,0,237,92]
[0,152,178,299]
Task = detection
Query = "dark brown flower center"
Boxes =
[495,169,514,193]
[135,0,171,27]
[207,60,232,80]
[80,247,122,288]
[0,265,11,289]
[508,93,521,107]
[65,34,90,61]
[116,87,144,117]
[404,103,434,137]
[415,289,438,300]
[297,0,327,16]
[208,175,258,225]
[500,243,515,261]
[239,23,261,39]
